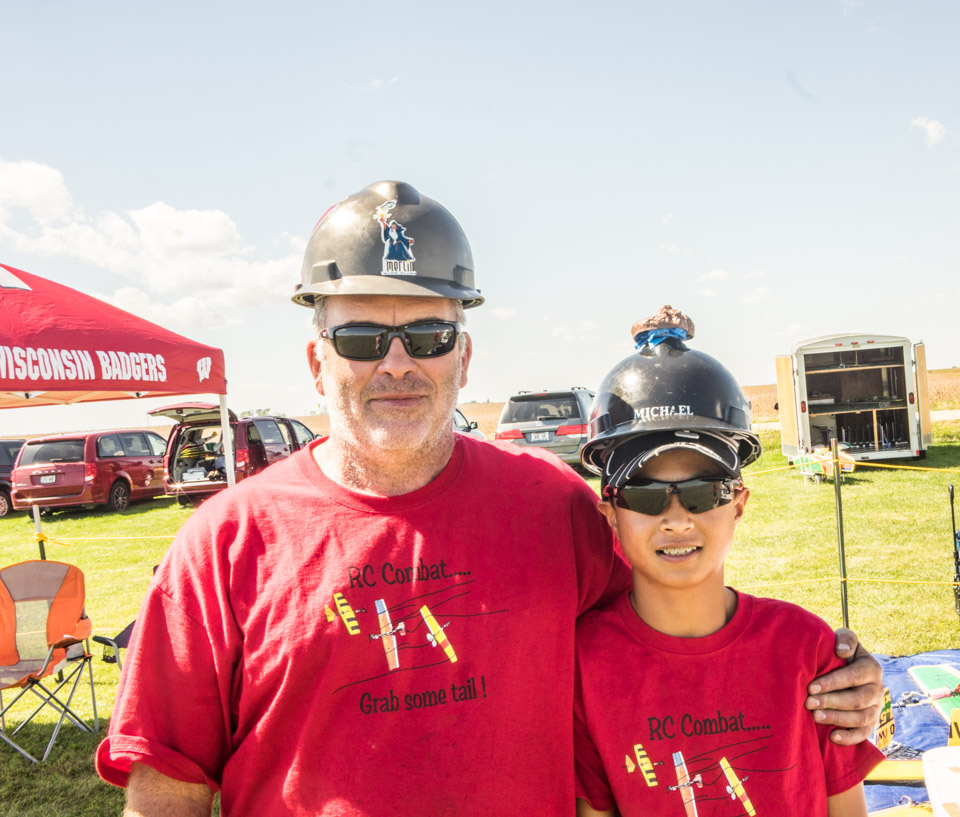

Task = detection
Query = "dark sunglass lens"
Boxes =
[333,326,388,360]
[677,483,719,514]
[404,323,458,357]
[617,485,668,515]
[617,479,735,515]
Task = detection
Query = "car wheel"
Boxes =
[0,491,11,518]
[107,481,131,512]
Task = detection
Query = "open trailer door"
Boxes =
[914,342,932,451]
[776,354,799,460]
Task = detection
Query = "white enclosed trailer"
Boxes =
[776,334,931,462]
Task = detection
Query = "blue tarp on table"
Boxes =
[865,649,960,812]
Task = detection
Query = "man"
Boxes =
[97,181,882,816]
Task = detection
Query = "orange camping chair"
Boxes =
[0,560,98,762]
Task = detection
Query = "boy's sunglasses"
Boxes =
[319,321,461,361]
[609,477,742,516]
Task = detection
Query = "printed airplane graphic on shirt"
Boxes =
[420,604,457,663]
[669,750,702,817]
[326,577,508,693]
[623,742,659,786]
[612,727,801,815]
[720,756,756,816]
[332,592,361,635]
[370,598,405,670]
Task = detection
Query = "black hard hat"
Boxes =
[581,334,761,486]
[292,180,483,308]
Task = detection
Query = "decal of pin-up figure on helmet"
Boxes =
[374,200,416,276]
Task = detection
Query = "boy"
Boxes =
[574,308,883,817]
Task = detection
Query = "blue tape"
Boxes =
[634,327,691,349]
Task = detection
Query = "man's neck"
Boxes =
[630,577,736,638]
[313,433,457,496]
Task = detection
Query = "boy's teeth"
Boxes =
[660,547,697,555]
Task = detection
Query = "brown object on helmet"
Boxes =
[630,305,695,341]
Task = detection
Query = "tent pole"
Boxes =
[832,439,849,629]
[220,394,237,487]
[32,505,46,560]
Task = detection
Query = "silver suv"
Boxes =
[494,388,595,465]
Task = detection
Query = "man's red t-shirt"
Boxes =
[97,436,631,816]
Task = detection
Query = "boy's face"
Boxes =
[598,448,749,593]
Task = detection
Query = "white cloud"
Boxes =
[359,77,401,92]
[911,117,948,147]
[660,213,672,225]
[661,243,691,255]
[0,155,301,328]
[699,287,717,298]
[0,158,76,225]
[742,287,770,305]
[96,287,240,330]
[551,319,596,339]
[491,307,517,320]
[698,268,728,283]
[743,269,766,280]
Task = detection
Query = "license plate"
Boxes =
[40,474,56,485]
[529,431,550,442]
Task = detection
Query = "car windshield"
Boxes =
[19,440,85,465]
[501,396,581,424]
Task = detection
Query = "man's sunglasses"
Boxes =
[608,477,742,516]
[319,321,461,361]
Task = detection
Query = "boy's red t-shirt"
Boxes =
[574,591,883,816]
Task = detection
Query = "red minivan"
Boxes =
[11,429,168,513]
[147,403,316,503]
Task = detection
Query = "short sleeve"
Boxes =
[96,513,242,790]
[810,624,885,794]
[573,658,617,811]
[567,477,631,616]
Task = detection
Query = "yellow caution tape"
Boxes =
[47,535,175,541]
[740,576,959,590]
[34,531,71,547]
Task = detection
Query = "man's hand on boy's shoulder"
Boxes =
[804,627,883,745]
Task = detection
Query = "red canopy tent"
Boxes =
[0,262,235,489]
[0,263,227,406]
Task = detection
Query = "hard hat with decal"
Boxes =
[292,180,484,308]
[580,306,761,487]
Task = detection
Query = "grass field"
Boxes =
[1,423,960,814]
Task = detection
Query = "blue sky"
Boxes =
[0,0,957,434]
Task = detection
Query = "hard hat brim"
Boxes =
[292,274,484,308]
[600,431,744,489]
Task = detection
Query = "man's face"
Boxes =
[599,448,748,593]
[307,295,471,458]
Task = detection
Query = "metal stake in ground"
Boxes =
[832,439,849,628]
[950,484,959,620]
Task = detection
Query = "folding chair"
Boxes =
[0,560,98,762]
[92,620,135,670]
[92,564,155,670]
